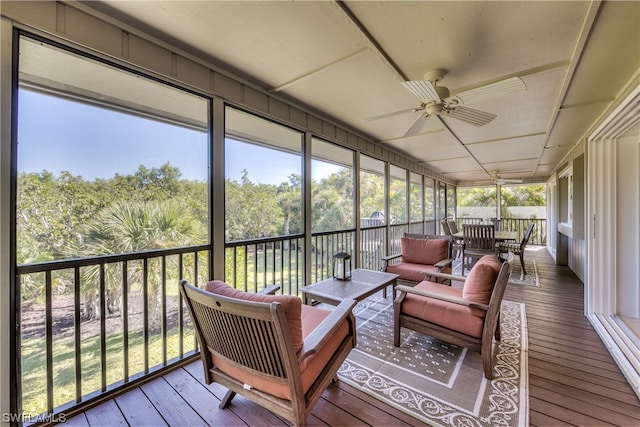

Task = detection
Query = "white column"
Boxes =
[0,17,14,427]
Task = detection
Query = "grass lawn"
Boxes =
[21,324,195,415]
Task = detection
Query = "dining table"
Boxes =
[453,229,518,242]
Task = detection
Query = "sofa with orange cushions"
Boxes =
[382,234,453,290]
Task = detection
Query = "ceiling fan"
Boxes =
[363,69,526,137]
[491,171,523,185]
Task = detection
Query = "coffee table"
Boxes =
[300,268,399,306]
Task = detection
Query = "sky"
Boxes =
[18,90,338,185]
[18,90,208,181]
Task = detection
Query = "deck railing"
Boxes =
[16,245,209,420]
[14,216,544,420]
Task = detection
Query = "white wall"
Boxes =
[547,143,587,282]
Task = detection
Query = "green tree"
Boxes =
[501,185,546,207]
[225,170,280,241]
[312,167,353,232]
[277,174,302,236]
[359,172,385,220]
[457,187,497,207]
[17,171,109,263]
[500,185,546,218]
[389,177,407,224]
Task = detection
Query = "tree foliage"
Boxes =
[501,185,546,207]
[17,163,208,264]
[359,171,385,220]
[225,169,281,241]
[311,167,353,232]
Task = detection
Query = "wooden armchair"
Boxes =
[382,233,453,291]
[393,254,513,379]
[461,224,497,274]
[179,279,357,427]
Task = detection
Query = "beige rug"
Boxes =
[338,295,529,427]
[452,257,540,287]
[508,259,540,287]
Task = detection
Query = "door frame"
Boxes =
[586,83,640,399]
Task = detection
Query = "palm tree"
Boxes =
[73,199,203,326]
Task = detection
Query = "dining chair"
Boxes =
[446,218,464,258]
[440,218,451,236]
[446,218,459,234]
[179,279,357,427]
[461,224,496,274]
[497,223,535,274]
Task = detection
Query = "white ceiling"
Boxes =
[84,0,640,185]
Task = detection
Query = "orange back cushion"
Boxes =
[462,256,502,304]
[205,280,303,353]
[401,236,449,265]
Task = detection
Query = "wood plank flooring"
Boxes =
[65,248,640,426]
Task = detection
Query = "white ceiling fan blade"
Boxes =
[401,80,440,102]
[446,105,496,127]
[403,114,429,137]
[453,76,526,105]
[362,107,422,122]
[491,170,525,184]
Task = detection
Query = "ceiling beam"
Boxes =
[451,61,570,95]
[269,48,369,93]
[558,97,614,111]
[463,132,547,146]
[533,0,602,176]
[437,115,493,179]
[334,0,408,82]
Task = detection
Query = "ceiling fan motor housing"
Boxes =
[423,68,447,82]
[435,85,450,99]
[426,103,444,115]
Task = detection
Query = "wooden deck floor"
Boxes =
[65,249,640,426]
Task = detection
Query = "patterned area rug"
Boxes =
[452,257,540,287]
[338,296,529,427]
[507,259,540,287]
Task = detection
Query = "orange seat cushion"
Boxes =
[400,237,449,265]
[461,255,502,305]
[401,281,484,338]
[386,262,451,282]
[297,305,350,392]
